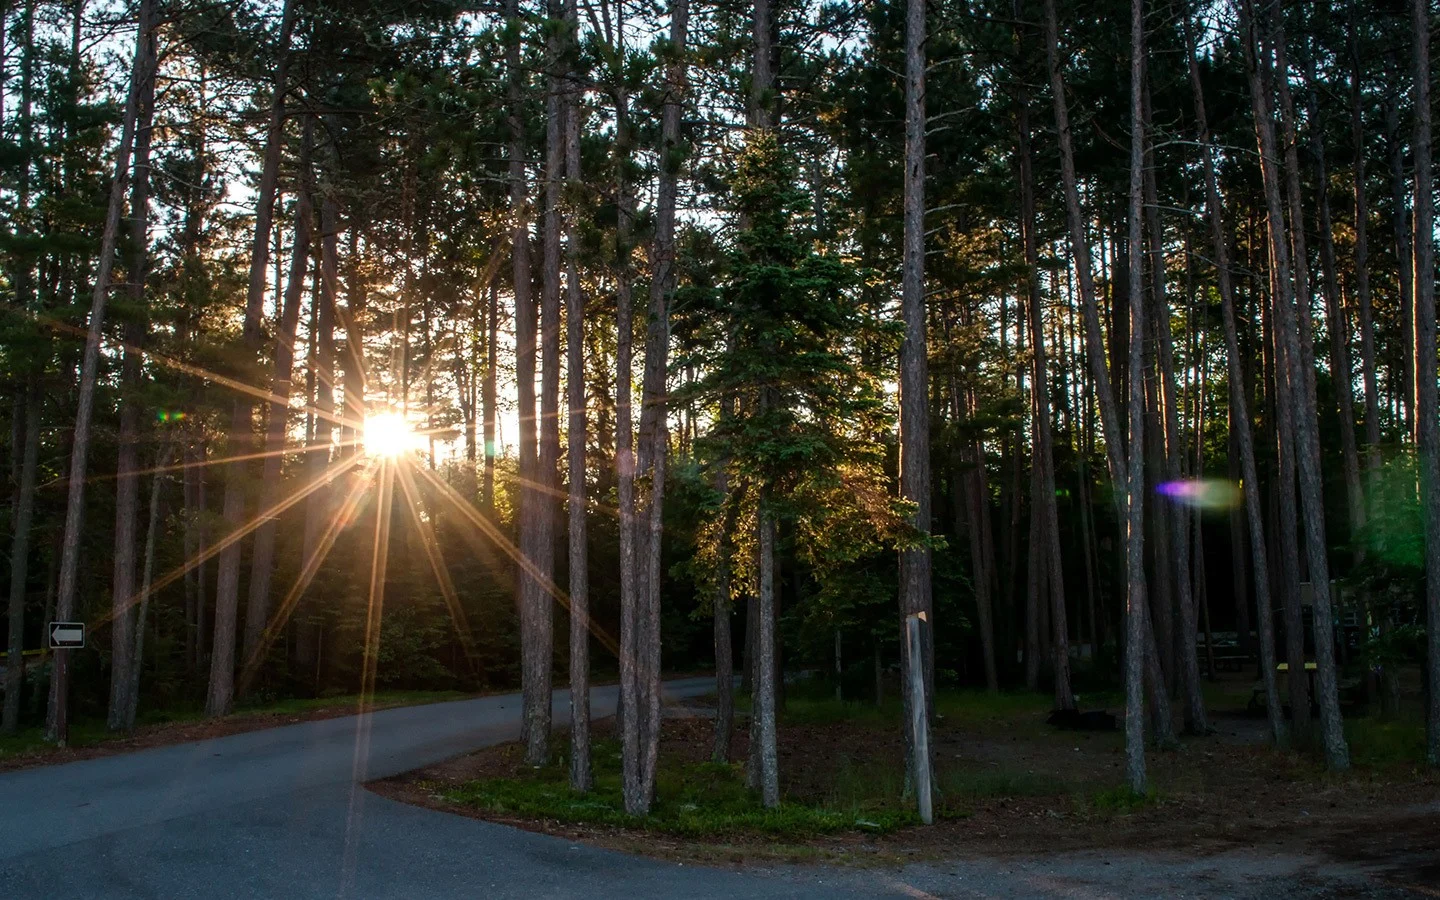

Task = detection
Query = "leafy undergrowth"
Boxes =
[382,674,1440,864]
[0,689,471,769]
[439,737,921,839]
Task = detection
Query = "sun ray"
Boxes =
[90,451,364,631]
[503,470,622,519]
[359,459,396,713]
[394,462,484,680]
[52,437,364,489]
[16,307,366,434]
[236,465,378,695]
[341,459,394,897]
[411,463,622,659]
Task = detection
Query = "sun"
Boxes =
[363,412,423,459]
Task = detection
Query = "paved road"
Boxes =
[0,679,888,898]
[2,679,1427,899]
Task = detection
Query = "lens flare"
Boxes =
[363,412,423,459]
[1156,478,1242,510]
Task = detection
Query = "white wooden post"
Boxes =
[906,612,933,824]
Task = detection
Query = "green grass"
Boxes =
[1344,716,1427,769]
[940,767,1073,800]
[442,739,920,839]
[735,683,1112,732]
[1081,785,1157,813]
[0,689,470,763]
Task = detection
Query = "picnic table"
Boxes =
[1248,661,1316,712]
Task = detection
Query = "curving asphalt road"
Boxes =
[0,679,892,898]
[1,678,1427,899]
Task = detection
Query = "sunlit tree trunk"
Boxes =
[48,0,155,743]
[743,0,777,805]
[207,0,296,718]
[898,0,936,805]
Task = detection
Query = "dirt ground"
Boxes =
[373,692,1440,894]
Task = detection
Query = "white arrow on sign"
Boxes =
[49,622,85,649]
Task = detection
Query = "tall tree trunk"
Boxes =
[244,127,314,672]
[1270,12,1350,770]
[3,384,40,735]
[1123,0,1149,795]
[207,0,296,718]
[753,497,780,807]
[1410,0,1440,766]
[1302,57,1365,549]
[1017,86,1072,710]
[1043,0,1126,492]
[899,0,935,804]
[4,2,39,736]
[506,0,542,766]
[1242,0,1348,768]
[712,506,734,761]
[563,4,591,790]
[743,0,776,802]
[1142,102,1206,732]
[48,0,155,743]
[523,0,566,767]
[296,194,339,689]
[183,444,200,675]
[612,52,644,813]
[962,382,999,692]
[1385,95,1417,435]
[1183,6,1285,742]
[107,15,158,731]
[621,0,688,815]
[1349,23,1382,472]
[124,443,171,730]
[483,281,499,513]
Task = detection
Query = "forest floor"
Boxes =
[373,674,1440,891]
[0,688,472,772]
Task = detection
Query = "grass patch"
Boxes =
[1082,785,1157,814]
[940,767,1072,800]
[1344,716,1427,769]
[441,739,919,838]
[736,684,1108,732]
